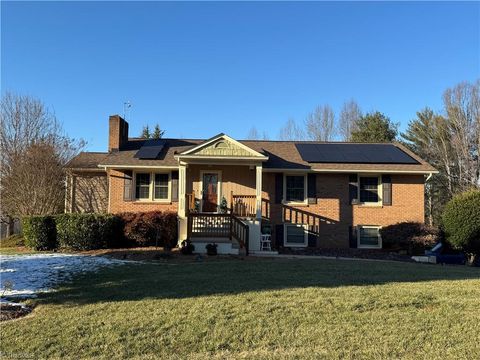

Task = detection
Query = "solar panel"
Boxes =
[134,139,165,159]
[295,143,419,164]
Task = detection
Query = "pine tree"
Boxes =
[140,125,150,139]
[350,112,398,143]
[152,124,165,139]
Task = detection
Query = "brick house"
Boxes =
[66,115,437,254]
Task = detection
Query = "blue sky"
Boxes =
[2,1,479,151]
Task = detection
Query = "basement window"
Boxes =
[284,224,308,247]
[357,226,382,249]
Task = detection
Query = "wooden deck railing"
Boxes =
[230,192,270,219]
[282,204,321,234]
[231,214,249,254]
[186,191,196,214]
[231,194,256,217]
[186,212,250,254]
[187,213,231,238]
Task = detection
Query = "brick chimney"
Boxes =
[108,115,129,152]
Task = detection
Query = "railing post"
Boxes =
[229,213,233,240]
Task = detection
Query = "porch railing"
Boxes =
[230,192,270,219]
[231,214,249,254]
[186,212,250,254]
[282,204,321,234]
[186,191,196,214]
[187,213,231,238]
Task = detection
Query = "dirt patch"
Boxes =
[0,303,32,322]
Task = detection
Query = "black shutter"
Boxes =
[307,173,317,204]
[382,174,392,206]
[348,174,358,204]
[275,223,284,248]
[349,226,357,248]
[171,171,179,202]
[275,173,283,204]
[123,170,133,201]
[308,228,317,247]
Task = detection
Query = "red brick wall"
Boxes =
[262,173,425,248]
[108,169,178,214]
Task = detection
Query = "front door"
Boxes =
[202,173,219,212]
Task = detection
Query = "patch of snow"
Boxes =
[0,254,127,298]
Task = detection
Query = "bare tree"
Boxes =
[339,100,362,141]
[0,92,83,219]
[305,105,336,141]
[262,131,269,140]
[247,127,260,140]
[443,80,480,190]
[278,118,305,140]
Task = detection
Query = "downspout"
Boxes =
[426,172,433,182]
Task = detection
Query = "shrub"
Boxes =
[442,190,480,260]
[380,222,438,255]
[56,213,123,251]
[118,211,178,248]
[22,216,57,250]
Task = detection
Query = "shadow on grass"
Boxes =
[37,257,480,306]
[34,259,480,305]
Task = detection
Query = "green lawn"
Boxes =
[1,258,479,359]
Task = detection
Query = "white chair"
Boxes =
[260,234,271,251]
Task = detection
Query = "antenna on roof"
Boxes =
[123,101,132,120]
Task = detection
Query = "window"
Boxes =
[284,224,308,247]
[285,175,306,203]
[135,173,151,200]
[359,176,380,203]
[134,172,170,201]
[358,226,382,249]
[154,174,169,200]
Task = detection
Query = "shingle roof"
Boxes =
[67,138,437,173]
[66,152,108,170]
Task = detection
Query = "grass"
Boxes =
[1,257,479,359]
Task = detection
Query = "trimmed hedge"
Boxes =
[22,211,178,251]
[380,222,438,255]
[56,213,123,251]
[442,190,480,257]
[22,216,57,250]
[118,211,178,248]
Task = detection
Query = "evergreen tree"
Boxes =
[152,124,165,139]
[350,112,398,143]
[140,125,150,139]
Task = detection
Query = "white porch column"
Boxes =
[178,163,187,218]
[255,164,262,219]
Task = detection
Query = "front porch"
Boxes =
[174,133,320,255]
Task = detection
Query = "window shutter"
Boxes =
[171,171,179,202]
[349,226,357,248]
[382,175,392,206]
[123,170,133,201]
[275,173,283,204]
[307,173,317,204]
[308,229,317,247]
[348,174,358,204]
[275,224,284,248]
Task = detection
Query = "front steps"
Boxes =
[191,238,240,255]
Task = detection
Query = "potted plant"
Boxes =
[219,196,228,214]
[206,243,218,256]
[180,239,195,255]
